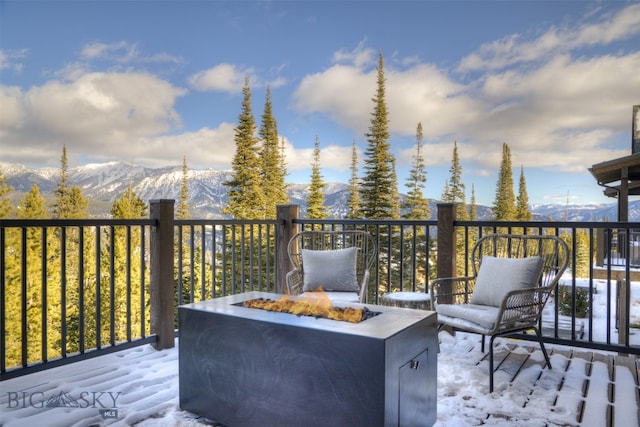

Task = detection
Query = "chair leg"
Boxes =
[488,335,497,393]
[534,327,552,369]
[481,334,485,353]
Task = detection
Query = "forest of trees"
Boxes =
[1,51,595,369]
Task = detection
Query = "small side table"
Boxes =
[381,291,432,311]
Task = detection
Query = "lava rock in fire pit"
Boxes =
[240,297,381,323]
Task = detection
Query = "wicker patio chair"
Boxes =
[286,230,377,303]
[429,234,569,392]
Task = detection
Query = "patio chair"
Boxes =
[286,230,377,303]
[429,234,569,392]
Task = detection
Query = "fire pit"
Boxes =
[179,292,438,427]
[240,293,381,322]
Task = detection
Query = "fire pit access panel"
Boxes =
[179,292,438,427]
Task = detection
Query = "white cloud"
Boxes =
[293,5,639,177]
[81,41,135,60]
[0,85,25,128]
[0,71,187,166]
[292,65,374,132]
[332,40,376,68]
[0,48,28,73]
[457,3,640,73]
[132,123,236,169]
[189,63,286,93]
[189,63,255,93]
[80,41,182,65]
[278,137,352,173]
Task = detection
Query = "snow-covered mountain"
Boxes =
[1,161,629,221]
[530,203,621,222]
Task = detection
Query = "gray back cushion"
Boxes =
[302,247,359,292]
[470,255,544,307]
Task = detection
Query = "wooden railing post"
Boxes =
[150,199,175,350]
[437,203,457,280]
[276,205,300,294]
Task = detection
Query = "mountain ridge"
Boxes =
[1,161,630,221]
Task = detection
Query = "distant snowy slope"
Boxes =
[1,161,629,220]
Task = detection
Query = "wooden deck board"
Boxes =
[486,343,639,427]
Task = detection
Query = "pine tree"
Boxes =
[110,187,148,340]
[396,123,431,291]
[346,141,361,219]
[13,185,48,363]
[360,52,399,219]
[467,184,479,254]
[306,135,329,220]
[493,142,516,221]
[259,86,288,218]
[223,78,265,220]
[441,142,468,220]
[441,142,470,275]
[52,145,70,218]
[49,146,90,352]
[470,184,478,220]
[0,168,13,218]
[402,122,430,220]
[516,165,532,221]
[52,145,88,219]
[111,187,147,219]
[17,184,47,219]
[177,156,190,219]
[280,136,289,187]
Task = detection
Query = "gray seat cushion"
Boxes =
[437,303,500,330]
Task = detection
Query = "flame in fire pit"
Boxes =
[241,291,379,323]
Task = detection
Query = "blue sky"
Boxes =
[1,1,639,207]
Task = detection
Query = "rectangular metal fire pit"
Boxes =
[179,292,438,427]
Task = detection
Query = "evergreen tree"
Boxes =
[493,142,516,221]
[467,184,479,257]
[259,86,288,218]
[52,146,88,219]
[441,142,470,275]
[360,51,399,219]
[177,156,190,219]
[306,135,329,220]
[110,187,148,340]
[17,184,47,219]
[111,187,147,219]
[49,146,90,353]
[441,142,468,220]
[516,165,532,221]
[470,184,478,220]
[0,168,13,218]
[223,78,265,220]
[397,123,431,292]
[573,229,591,278]
[279,136,289,192]
[346,141,361,219]
[402,122,430,220]
[11,185,48,363]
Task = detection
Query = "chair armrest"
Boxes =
[358,270,370,303]
[495,286,554,328]
[429,276,476,305]
[286,270,303,295]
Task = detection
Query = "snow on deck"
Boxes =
[1,333,638,427]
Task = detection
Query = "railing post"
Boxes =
[437,203,457,280]
[595,228,604,267]
[150,199,175,350]
[276,205,300,294]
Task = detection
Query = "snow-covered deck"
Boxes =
[1,333,638,427]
